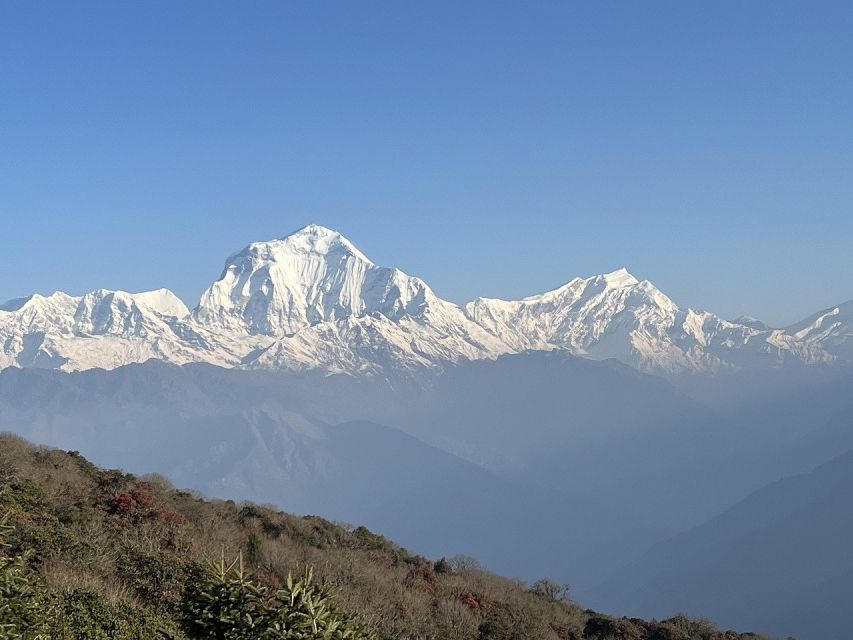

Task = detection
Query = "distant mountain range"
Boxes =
[1,224,849,375]
[590,414,853,640]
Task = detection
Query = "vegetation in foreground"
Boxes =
[0,433,768,640]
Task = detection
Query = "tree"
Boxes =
[448,555,481,574]
[530,577,572,604]
[433,557,452,575]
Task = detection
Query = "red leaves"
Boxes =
[150,508,187,526]
[112,492,135,513]
[103,481,154,517]
[100,481,184,527]
[456,592,481,610]
[455,592,493,612]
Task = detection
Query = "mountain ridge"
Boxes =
[589,444,853,640]
[0,224,847,375]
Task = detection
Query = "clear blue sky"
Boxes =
[1,1,851,326]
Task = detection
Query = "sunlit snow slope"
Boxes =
[0,224,847,375]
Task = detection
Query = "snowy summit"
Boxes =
[0,224,846,375]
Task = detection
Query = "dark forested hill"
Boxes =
[0,434,766,640]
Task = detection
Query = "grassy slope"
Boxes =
[0,434,767,640]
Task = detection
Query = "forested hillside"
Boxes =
[0,434,767,640]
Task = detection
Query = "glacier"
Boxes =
[0,223,847,375]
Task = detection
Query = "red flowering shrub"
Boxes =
[100,481,186,532]
[150,508,187,527]
[102,481,155,518]
[457,592,481,610]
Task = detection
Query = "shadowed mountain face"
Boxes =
[380,352,806,542]
[589,442,853,640]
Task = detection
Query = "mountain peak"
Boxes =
[599,267,639,288]
[194,225,440,337]
[272,224,373,265]
[285,222,337,237]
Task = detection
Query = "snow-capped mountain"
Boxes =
[785,300,853,362]
[194,224,439,335]
[191,224,506,374]
[465,269,827,373]
[0,224,847,375]
[0,288,221,371]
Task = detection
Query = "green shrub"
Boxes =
[181,552,374,639]
[0,512,51,640]
[117,549,188,612]
[0,480,50,514]
[49,588,186,640]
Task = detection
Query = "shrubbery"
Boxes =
[50,589,185,640]
[183,554,373,639]
[0,512,51,640]
[0,510,369,640]
[0,436,768,640]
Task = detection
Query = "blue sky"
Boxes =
[1,1,851,325]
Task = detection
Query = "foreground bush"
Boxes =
[0,512,51,640]
[183,553,373,639]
